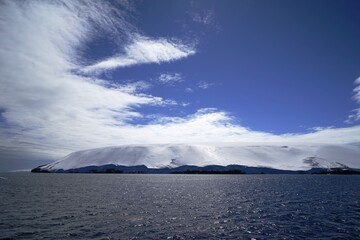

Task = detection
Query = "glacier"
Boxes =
[32,143,360,173]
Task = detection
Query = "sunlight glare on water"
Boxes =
[0,173,359,239]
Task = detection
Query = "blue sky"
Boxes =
[1,0,360,171]
[89,0,360,133]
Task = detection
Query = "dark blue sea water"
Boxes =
[0,173,359,239]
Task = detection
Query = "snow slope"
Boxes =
[39,143,360,171]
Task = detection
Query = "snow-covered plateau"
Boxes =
[32,143,360,173]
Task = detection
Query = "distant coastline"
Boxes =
[31,164,360,175]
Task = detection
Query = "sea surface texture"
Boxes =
[0,173,359,239]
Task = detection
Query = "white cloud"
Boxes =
[0,1,179,158]
[118,81,152,93]
[81,37,195,73]
[157,73,183,85]
[109,109,360,145]
[0,0,359,169]
[198,81,215,89]
[309,126,335,132]
[181,102,190,107]
[346,77,360,123]
[185,87,194,93]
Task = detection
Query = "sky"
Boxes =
[1,0,360,171]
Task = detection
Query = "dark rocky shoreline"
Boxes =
[31,164,360,174]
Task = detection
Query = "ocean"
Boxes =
[0,173,359,239]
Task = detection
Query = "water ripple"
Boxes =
[0,174,359,239]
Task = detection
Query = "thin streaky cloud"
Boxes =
[309,126,335,132]
[117,81,152,93]
[198,81,215,90]
[346,77,360,123]
[80,37,196,74]
[157,73,183,85]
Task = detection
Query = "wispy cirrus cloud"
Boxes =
[157,73,183,85]
[309,126,335,132]
[0,0,184,159]
[346,77,360,124]
[80,37,195,74]
[117,81,152,93]
[198,81,215,89]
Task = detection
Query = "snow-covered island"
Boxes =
[32,143,360,174]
